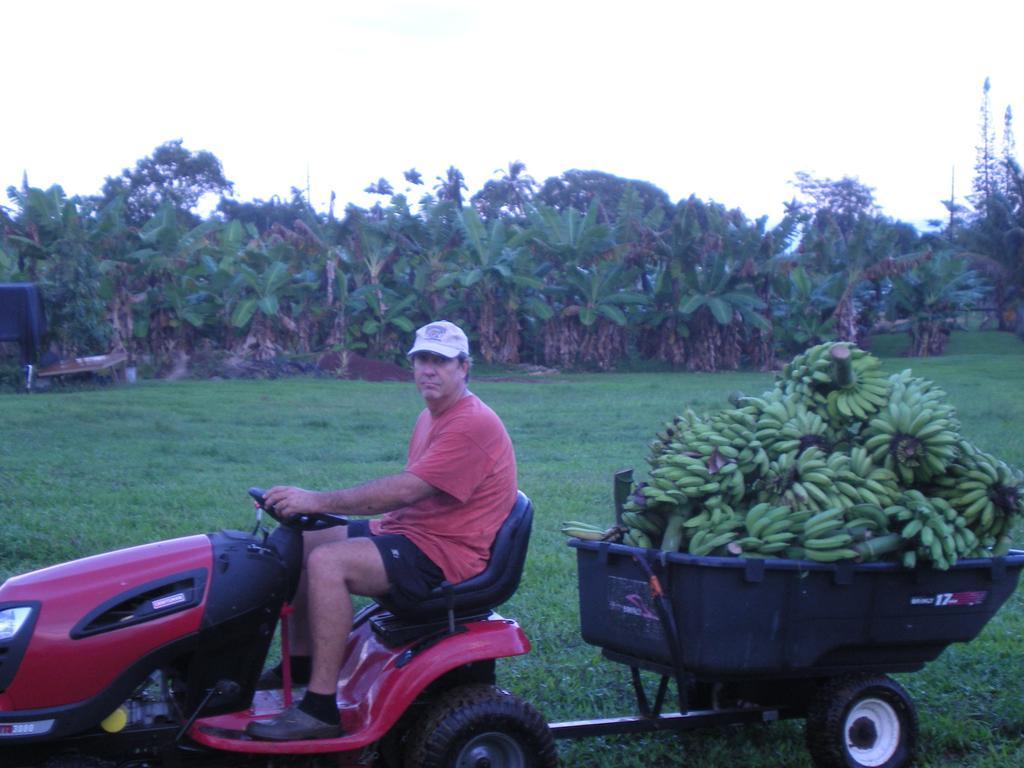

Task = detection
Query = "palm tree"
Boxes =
[434,166,468,208]
[471,161,537,222]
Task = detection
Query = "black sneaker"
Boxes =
[246,703,343,741]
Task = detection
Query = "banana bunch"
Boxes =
[795,507,863,563]
[926,440,1024,556]
[730,502,803,558]
[559,520,621,542]
[788,503,898,563]
[756,447,840,512]
[832,446,902,509]
[883,490,972,569]
[860,388,960,485]
[645,409,703,463]
[821,348,891,424]
[643,453,727,507]
[755,400,835,461]
[779,342,891,427]
[708,404,768,487]
[589,342,1024,570]
[780,342,841,389]
[683,496,744,556]
[639,405,765,513]
[889,369,960,431]
[730,502,894,563]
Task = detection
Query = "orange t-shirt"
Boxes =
[369,393,518,583]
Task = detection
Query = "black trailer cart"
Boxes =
[553,536,1024,768]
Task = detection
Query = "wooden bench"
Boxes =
[34,351,129,381]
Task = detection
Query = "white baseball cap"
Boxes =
[407,321,470,358]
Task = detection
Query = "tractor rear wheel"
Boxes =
[403,684,557,768]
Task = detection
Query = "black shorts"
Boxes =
[347,520,445,611]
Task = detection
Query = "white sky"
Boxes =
[3,0,1022,228]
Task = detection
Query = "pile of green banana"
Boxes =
[562,342,1024,569]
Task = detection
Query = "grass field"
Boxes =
[2,331,1023,766]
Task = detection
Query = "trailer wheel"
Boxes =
[403,684,557,768]
[805,674,918,768]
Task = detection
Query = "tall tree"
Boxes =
[1001,106,1020,208]
[536,169,672,222]
[97,140,233,228]
[791,172,879,237]
[971,77,998,212]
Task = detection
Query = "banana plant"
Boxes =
[657,198,770,371]
[230,259,291,329]
[887,252,988,356]
[3,185,74,266]
[3,184,110,355]
[434,207,544,363]
[795,213,920,343]
[555,259,648,370]
[347,283,418,360]
[770,264,838,353]
[525,200,619,367]
[396,196,463,319]
[678,270,769,327]
[637,197,707,365]
[94,194,148,358]
[128,203,223,361]
[525,200,612,269]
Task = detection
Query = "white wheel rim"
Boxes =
[844,696,901,767]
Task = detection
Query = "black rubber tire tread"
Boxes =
[805,674,918,768]
[403,683,557,768]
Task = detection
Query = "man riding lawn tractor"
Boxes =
[248,320,518,741]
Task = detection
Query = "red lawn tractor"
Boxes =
[1,490,555,768]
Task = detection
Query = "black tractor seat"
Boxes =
[371,490,533,644]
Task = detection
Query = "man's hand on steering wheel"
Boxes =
[263,486,323,519]
[249,486,347,531]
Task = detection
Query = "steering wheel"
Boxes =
[248,487,348,531]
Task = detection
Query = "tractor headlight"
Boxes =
[0,607,33,642]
